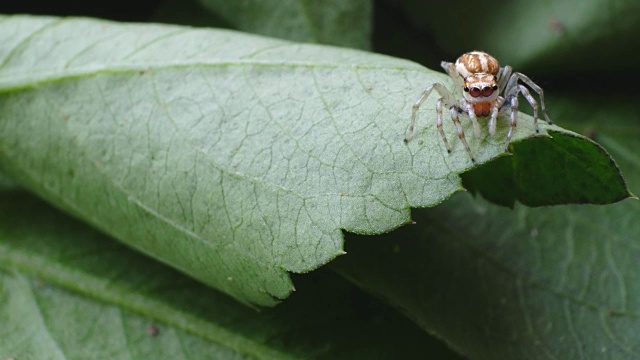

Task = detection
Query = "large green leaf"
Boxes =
[331,92,640,359]
[0,191,461,360]
[0,16,628,306]
[194,0,372,49]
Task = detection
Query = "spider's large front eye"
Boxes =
[492,85,498,90]
[464,86,469,92]
[481,86,494,97]
[469,87,481,97]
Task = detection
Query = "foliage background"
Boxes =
[1,0,640,359]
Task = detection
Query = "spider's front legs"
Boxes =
[405,83,455,142]
[462,102,482,139]
[488,96,505,136]
[449,106,475,162]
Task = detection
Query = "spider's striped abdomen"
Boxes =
[455,51,500,78]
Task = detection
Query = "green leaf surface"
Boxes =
[0,272,251,360]
[195,0,372,50]
[0,15,628,306]
[0,191,461,360]
[462,131,632,207]
[394,0,640,72]
[331,92,640,359]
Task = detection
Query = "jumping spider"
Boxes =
[404,51,552,162]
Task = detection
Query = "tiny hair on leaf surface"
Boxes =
[0,15,630,306]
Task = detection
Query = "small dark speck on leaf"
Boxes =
[364,85,373,91]
[148,324,159,337]
[340,192,344,197]
[607,310,625,317]
[548,17,567,35]
[418,140,424,146]
[139,70,147,75]
[32,279,45,289]
[61,113,70,121]
[583,128,596,139]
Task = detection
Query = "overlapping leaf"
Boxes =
[0,192,458,359]
[332,93,640,359]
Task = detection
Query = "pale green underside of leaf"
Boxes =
[0,15,626,306]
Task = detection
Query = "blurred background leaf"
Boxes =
[192,0,372,49]
[0,191,461,360]
[378,0,640,73]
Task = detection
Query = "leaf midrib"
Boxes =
[0,58,426,93]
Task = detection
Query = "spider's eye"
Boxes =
[481,86,494,97]
[469,87,481,97]
[464,86,469,92]
[492,85,498,91]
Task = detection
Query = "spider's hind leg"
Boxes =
[504,72,553,131]
[405,83,456,142]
